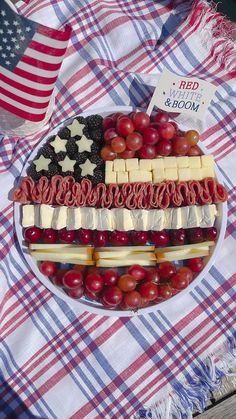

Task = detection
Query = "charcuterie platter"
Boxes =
[13,106,227,316]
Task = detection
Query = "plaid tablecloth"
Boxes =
[0,1,235,418]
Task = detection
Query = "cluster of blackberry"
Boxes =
[27,114,105,185]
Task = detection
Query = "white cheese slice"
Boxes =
[117,171,129,184]
[129,170,152,183]
[96,209,114,231]
[105,161,114,172]
[22,205,35,227]
[201,155,214,167]
[151,158,164,170]
[130,210,149,231]
[190,169,203,181]
[165,168,178,181]
[80,207,97,230]
[52,206,68,230]
[171,207,182,229]
[111,208,133,231]
[176,156,189,168]
[152,168,165,183]
[147,210,164,231]
[40,204,54,229]
[199,204,217,227]
[201,167,215,178]
[178,168,191,181]
[105,171,117,184]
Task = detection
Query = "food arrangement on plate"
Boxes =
[13,108,228,314]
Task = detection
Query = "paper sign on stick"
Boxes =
[147,68,217,119]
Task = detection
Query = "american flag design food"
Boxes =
[0,0,235,418]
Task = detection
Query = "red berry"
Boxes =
[123,290,142,309]
[145,268,160,283]
[93,231,109,247]
[150,230,170,246]
[154,112,169,124]
[142,127,159,145]
[131,231,148,245]
[187,257,204,273]
[85,273,104,293]
[63,270,83,289]
[53,269,67,287]
[204,227,217,241]
[110,231,129,246]
[138,282,158,301]
[171,267,192,289]
[170,229,186,246]
[42,228,57,244]
[132,112,150,132]
[84,289,100,301]
[158,122,175,140]
[78,229,92,245]
[158,285,172,299]
[187,228,204,244]
[158,262,176,280]
[67,287,84,299]
[102,286,123,307]
[58,228,76,244]
[127,265,146,281]
[102,269,118,286]
[155,140,172,156]
[40,261,57,277]
[24,227,41,243]
[116,117,134,136]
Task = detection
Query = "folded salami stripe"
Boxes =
[13,176,228,209]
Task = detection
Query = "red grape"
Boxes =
[78,229,92,245]
[100,145,117,161]
[110,231,129,246]
[63,270,83,289]
[155,140,172,156]
[138,144,157,159]
[42,229,57,244]
[24,227,41,243]
[131,231,148,245]
[40,261,57,277]
[67,287,84,299]
[123,290,141,309]
[170,229,186,246]
[158,284,172,299]
[119,149,136,159]
[154,111,169,124]
[185,130,199,146]
[102,117,115,131]
[138,282,158,301]
[150,230,170,246]
[112,112,124,121]
[104,128,118,142]
[93,231,109,247]
[204,227,217,241]
[128,264,146,281]
[73,264,86,273]
[58,228,76,244]
[102,286,123,306]
[187,145,202,156]
[158,122,175,140]
[187,257,204,273]
[145,268,160,283]
[172,137,190,156]
[187,228,204,244]
[116,117,134,136]
[102,269,118,286]
[53,269,67,287]
[142,127,159,145]
[126,132,143,151]
[111,136,126,153]
[85,273,104,293]
[171,267,192,289]
[158,262,176,280]
[84,289,100,301]
[132,112,150,132]
[117,274,136,292]
[169,121,178,134]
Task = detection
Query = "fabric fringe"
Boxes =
[187,0,236,72]
[135,335,236,419]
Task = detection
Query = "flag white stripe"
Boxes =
[17,61,59,78]
[0,79,52,103]
[0,65,55,91]
[0,93,48,114]
[33,32,69,50]
[26,48,65,64]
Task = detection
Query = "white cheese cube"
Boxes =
[112,209,133,231]
[105,171,117,184]
[80,207,97,230]
[201,167,215,178]
[105,161,114,172]
[176,156,189,168]
[187,206,200,228]
[171,207,182,229]
[52,206,68,230]
[178,168,191,181]
[22,205,35,227]
[117,171,129,184]
[113,159,126,172]
[139,159,152,171]
[164,157,177,168]
[96,209,114,231]
[67,208,81,230]
[152,168,165,183]
[130,210,149,231]
[190,169,203,181]
[188,156,201,168]
[125,158,139,171]
[201,154,214,167]
[151,158,164,170]
[165,168,178,181]
[147,210,165,231]
[129,170,152,183]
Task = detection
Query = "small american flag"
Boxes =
[0,0,71,122]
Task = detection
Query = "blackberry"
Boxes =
[57,127,71,139]
[75,152,87,165]
[86,114,103,130]
[73,167,82,182]
[91,141,101,154]
[62,171,75,178]
[54,151,67,162]
[89,129,104,143]
[91,168,105,185]
[40,144,56,160]
[90,153,104,168]
[66,139,78,158]
[45,163,60,179]
[27,165,41,182]
[76,116,88,127]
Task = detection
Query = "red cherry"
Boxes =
[187,257,204,273]
[102,269,118,286]
[42,228,57,244]
[171,267,192,290]
[204,227,218,241]
[127,264,146,281]
[84,289,101,301]
[58,228,76,244]
[24,227,41,243]
[110,231,129,246]
[150,230,170,246]
[102,286,123,307]
[138,282,158,301]
[78,229,93,245]
[85,273,104,293]
[93,231,109,247]
[67,287,84,299]
[187,228,204,244]
[53,269,67,287]
[131,231,148,245]
[158,284,172,299]
[117,274,136,292]
[63,270,83,289]
[170,229,186,246]
[40,261,57,277]
[145,268,160,283]
[123,290,142,309]
[158,262,176,280]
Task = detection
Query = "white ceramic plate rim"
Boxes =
[14,106,227,316]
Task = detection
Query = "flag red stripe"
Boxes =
[29,40,67,57]
[0,99,45,122]
[1,86,48,109]
[37,24,71,42]
[14,67,57,84]
[0,72,53,97]
[21,55,62,71]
